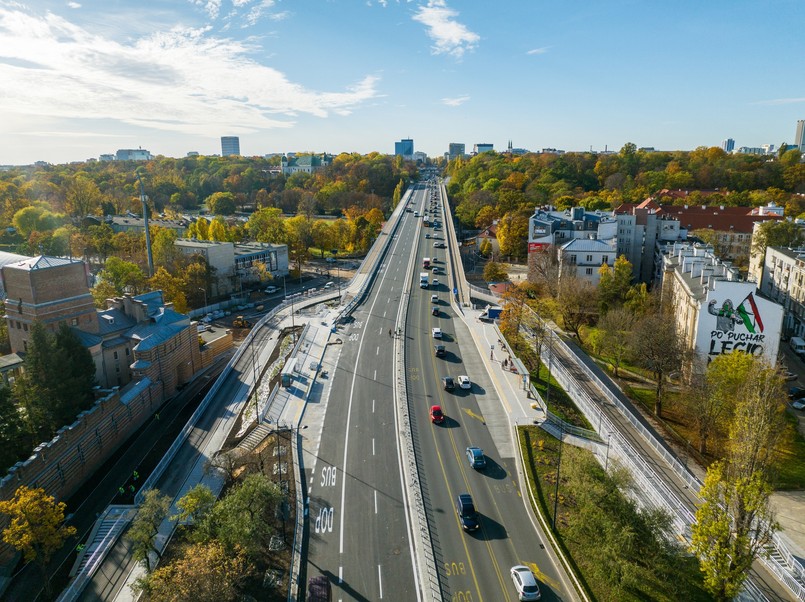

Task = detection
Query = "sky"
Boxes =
[1,0,804,166]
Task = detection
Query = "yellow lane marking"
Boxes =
[461,408,486,424]
[524,561,561,591]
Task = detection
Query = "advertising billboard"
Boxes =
[694,281,783,365]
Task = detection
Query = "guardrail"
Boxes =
[519,310,804,600]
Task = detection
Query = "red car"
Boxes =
[430,405,445,424]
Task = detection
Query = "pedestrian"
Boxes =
[118,486,125,496]
[388,328,392,338]
[133,471,139,481]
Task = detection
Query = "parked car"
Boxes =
[326,257,336,263]
[466,446,486,469]
[792,400,805,410]
[442,376,455,390]
[265,285,279,294]
[789,386,805,400]
[510,565,541,600]
[430,405,445,424]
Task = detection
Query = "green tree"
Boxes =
[392,179,403,206]
[247,207,287,244]
[151,227,181,269]
[557,275,598,342]
[174,484,216,525]
[128,489,172,572]
[99,256,146,294]
[690,461,777,602]
[51,323,97,425]
[592,306,635,377]
[751,220,804,265]
[148,267,188,313]
[65,175,103,218]
[0,386,29,473]
[483,261,508,282]
[0,486,77,597]
[496,211,530,260]
[205,191,237,216]
[91,280,119,308]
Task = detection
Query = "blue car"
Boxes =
[466,446,486,469]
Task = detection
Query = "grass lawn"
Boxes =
[517,426,712,602]
[774,411,805,490]
[531,363,592,430]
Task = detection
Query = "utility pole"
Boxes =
[136,172,154,277]
[552,421,564,531]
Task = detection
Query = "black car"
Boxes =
[434,344,446,357]
[432,306,439,316]
[442,376,454,389]
[456,494,479,531]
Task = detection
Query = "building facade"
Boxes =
[757,246,805,338]
[394,139,414,159]
[660,242,783,371]
[115,148,152,161]
[221,136,240,157]
[796,120,805,151]
[473,143,493,154]
[280,153,331,175]
[721,138,735,152]
[557,238,616,285]
[448,143,465,161]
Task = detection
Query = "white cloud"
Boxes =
[67,2,82,8]
[412,0,478,59]
[527,47,549,55]
[441,95,469,107]
[0,7,380,136]
[192,0,222,19]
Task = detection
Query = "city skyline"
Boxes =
[1,1,804,165]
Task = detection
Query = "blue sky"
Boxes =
[1,0,804,165]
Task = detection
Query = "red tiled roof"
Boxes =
[616,198,784,233]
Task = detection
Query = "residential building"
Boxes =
[762,143,776,155]
[115,148,152,161]
[99,154,115,162]
[448,143,465,161]
[105,215,189,237]
[221,136,240,157]
[721,138,735,152]
[659,242,783,371]
[736,146,766,155]
[558,238,616,284]
[395,139,414,160]
[174,239,289,297]
[281,153,331,175]
[757,246,805,337]
[473,143,493,154]
[1,256,201,393]
[413,151,428,163]
[796,119,805,151]
[0,251,32,297]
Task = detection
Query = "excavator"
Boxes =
[233,315,252,328]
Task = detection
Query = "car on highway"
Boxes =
[510,565,541,600]
[430,405,445,424]
[433,242,446,248]
[434,344,446,357]
[432,278,439,286]
[432,327,442,339]
[425,233,431,239]
[457,375,471,389]
[455,494,479,531]
[442,376,455,390]
[466,446,486,469]
[431,294,439,304]
[265,285,279,294]
[432,266,441,273]
[431,306,439,316]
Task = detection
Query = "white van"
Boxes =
[790,336,805,355]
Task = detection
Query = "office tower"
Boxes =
[221,136,240,156]
[394,138,414,159]
[721,138,735,153]
[795,120,805,151]
[473,143,493,154]
[448,143,465,160]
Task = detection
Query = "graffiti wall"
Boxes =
[695,281,783,365]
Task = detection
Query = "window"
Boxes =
[71,318,78,326]
[23,341,27,352]
[569,254,577,265]
[602,255,609,264]
[22,323,28,332]
[113,351,118,360]
[586,255,593,262]
[586,268,594,275]
[125,348,130,356]
[115,364,120,373]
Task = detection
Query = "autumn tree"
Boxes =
[528,246,561,298]
[0,486,77,597]
[133,540,250,602]
[483,261,508,283]
[149,268,189,313]
[590,306,635,377]
[128,489,172,572]
[751,220,804,265]
[205,191,237,215]
[630,311,684,416]
[65,175,103,218]
[247,207,287,244]
[597,255,633,313]
[174,483,216,525]
[557,275,598,342]
[97,256,146,294]
[690,461,777,602]
[496,211,530,260]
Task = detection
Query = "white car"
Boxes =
[510,565,541,600]
[432,279,439,286]
[265,285,279,294]
[431,294,438,304]
[457,375,471,390]
[432,327,442,339]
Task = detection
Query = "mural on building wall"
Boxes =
[695,281,783,364]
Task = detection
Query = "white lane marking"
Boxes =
[378,565,383,598]
[339,566,343,583]
[374,369,377,380]
[383,310,387,317]
[372,438,375,455]
[374,489,378,514]
[376,346,380,356]
[372,399,375,412]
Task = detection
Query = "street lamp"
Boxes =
[198,287,207,315]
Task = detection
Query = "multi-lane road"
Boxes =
[304,182,575,601]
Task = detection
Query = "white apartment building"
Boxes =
[558,239,616,285]
[757,246,805,337]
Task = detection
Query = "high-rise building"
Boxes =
[448,143,465,161]
[473,143,493,154]
[795,120,805,151]
[721,138,735,152]
[221,136,240,156]
[395,138,414,159]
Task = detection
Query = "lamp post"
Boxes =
[198,287,207,315]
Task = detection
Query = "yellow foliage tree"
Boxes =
[0,486,77,596]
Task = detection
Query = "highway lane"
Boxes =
[405,184,572,601]
[304,184,427,600]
